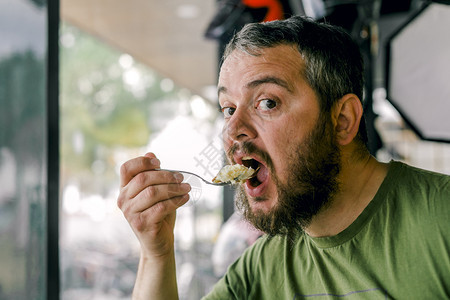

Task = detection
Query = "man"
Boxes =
[117,16,450,299]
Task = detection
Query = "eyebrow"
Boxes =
[218,76,293,98]
[246,76,293,93]
[218,86,227,97]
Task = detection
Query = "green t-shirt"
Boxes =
[203,161,450,299]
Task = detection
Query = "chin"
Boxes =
[247,193,278,214]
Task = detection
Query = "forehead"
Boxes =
[218,44,305,92]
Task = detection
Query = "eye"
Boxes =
[257,99,277,111]
[221,107,236,118]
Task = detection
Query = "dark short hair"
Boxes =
[222,16,368,146]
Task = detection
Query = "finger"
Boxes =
[144,152,157,159]
[123,170,184,200]
[119,181,190,214]
[131,182,191,213]
[120,155,161,188]
[140,193,190,224]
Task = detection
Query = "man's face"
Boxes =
[218,45,341,235]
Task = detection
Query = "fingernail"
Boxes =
[150,158,160,166]
[174,173,184,182]
[181,183,191,192]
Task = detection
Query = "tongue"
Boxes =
[256,164,268,183]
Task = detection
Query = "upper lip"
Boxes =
[233,151,264,168]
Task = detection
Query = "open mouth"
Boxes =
[241,157,267,187]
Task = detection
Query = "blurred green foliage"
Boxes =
[60,22,180,194]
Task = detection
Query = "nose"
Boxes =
[223,107,257,146]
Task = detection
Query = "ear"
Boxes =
[332,94,363,146]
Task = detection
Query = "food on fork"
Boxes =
[212,164,256,184]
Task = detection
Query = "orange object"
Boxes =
[242,0,285,21]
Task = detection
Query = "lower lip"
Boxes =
[244,172,269,198]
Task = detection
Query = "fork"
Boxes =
[157,169,230,186]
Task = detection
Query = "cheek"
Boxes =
[274,119,301,146]
[222,128,230,146]
[284,113,317,144]
[222,134,233,159]
[221,121,235,147]
[264,129,291,170]
[266,120,304,175]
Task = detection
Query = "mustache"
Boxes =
[226,141,274,172]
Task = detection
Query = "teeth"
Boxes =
[242,156,252,161]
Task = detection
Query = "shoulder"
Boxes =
[383,161,449,229]
[212,235,284,284]
[375,161,449,223]
[238,234,287,268]
[203,234,304,299]
[391,160,449,180]
[203,236,290,300]
[387,161,450,194]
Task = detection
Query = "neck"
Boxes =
[304,150,388,238]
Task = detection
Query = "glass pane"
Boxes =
[60,22,223,299]
[0,0,47,299]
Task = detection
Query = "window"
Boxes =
[60,22,224,299]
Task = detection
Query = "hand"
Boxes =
[117,152,191,258]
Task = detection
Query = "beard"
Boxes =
[232,113,341,237]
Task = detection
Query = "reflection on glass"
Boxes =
[0,0,47,299]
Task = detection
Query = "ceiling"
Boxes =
[60,0,219,101]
